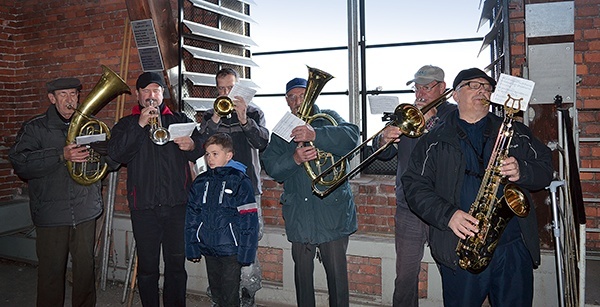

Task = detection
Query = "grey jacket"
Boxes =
[9,105,103,227]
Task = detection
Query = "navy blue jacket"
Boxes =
[185,160,259,265]
[402,110,553,269]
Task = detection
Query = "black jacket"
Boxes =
[401,110,553,269]
[108,104,204,210]
[9,105,104,227]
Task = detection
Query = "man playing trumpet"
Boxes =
[198,68,269,306]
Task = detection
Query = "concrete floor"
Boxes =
[1,257,599,307]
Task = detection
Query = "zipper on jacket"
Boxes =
[229,223,238,246]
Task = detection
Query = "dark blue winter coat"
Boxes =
[185,160,259,265]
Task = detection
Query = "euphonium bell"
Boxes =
[214,96,235,117]
[148,99,170,145]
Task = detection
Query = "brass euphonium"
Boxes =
[66,65,131,185]
[296,66,347,190]
[455,95,530,274]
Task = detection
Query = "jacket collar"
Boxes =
[131,103,174,116]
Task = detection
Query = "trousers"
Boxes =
[130,204,187,307]
[206,255,243,306]
[36,219,96,307]
[393,206,428,307]
[439,238,533,307]
[291,236,350,307]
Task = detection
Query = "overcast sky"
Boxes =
[249,0,491,135]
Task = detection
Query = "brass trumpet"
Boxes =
[214,96,235,117]
[148,99,170,145]
[311,88,454,197]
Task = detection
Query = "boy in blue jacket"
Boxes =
[185,133,259,306]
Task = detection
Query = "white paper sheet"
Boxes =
[272,111,306,143]
[490,74,535,111]
[168,122,197,141]
[229,83,257,104]
[368,95,399,114]
[76,133,106,145]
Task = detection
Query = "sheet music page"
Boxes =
[272,111,306,143]
[168,122,197,141]
[229,83,257,104]
[490,74,535,111]
[76,133,106,145]
[368,95,399,114]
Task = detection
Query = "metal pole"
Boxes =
[100,171,118,290]
[547,180,566,307]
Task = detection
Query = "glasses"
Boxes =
[412,81,440,93]
[457,81,494,92]
[285,93,305,101]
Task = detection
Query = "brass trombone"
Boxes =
[311,88,454,197]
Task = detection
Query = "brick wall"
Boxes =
[575,0,600,249]
[3,0,600,302]
[507,0,600,251]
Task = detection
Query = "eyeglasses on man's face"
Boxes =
[412,81,441,93]
[457,81,494,92]
[285,93,305,101]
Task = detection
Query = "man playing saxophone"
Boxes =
[402,68,553,306]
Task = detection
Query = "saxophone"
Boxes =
[455,96,530,274]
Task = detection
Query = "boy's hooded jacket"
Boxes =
[185,160,259,265]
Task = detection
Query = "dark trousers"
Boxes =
[35,219,96,307]
[205,255,242,307]
[131,205,187,307]
[439,238,533,307]
[393,206,428,307]
[291,236,350,307]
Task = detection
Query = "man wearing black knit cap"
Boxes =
[9,77,103,306]
[402,68,553,306]
[109,71,205,307]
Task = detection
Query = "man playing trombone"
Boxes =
[373,65,456,307]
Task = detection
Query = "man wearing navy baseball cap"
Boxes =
[261,76,360,306]
[402,68,552,306]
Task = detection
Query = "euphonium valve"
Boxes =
[148,99,170,145]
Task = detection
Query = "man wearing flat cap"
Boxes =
[261,76,360,306]
[9,77,104,306]
[108,71,205,307]
[402,68,553,306]
[373,65,456,307]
